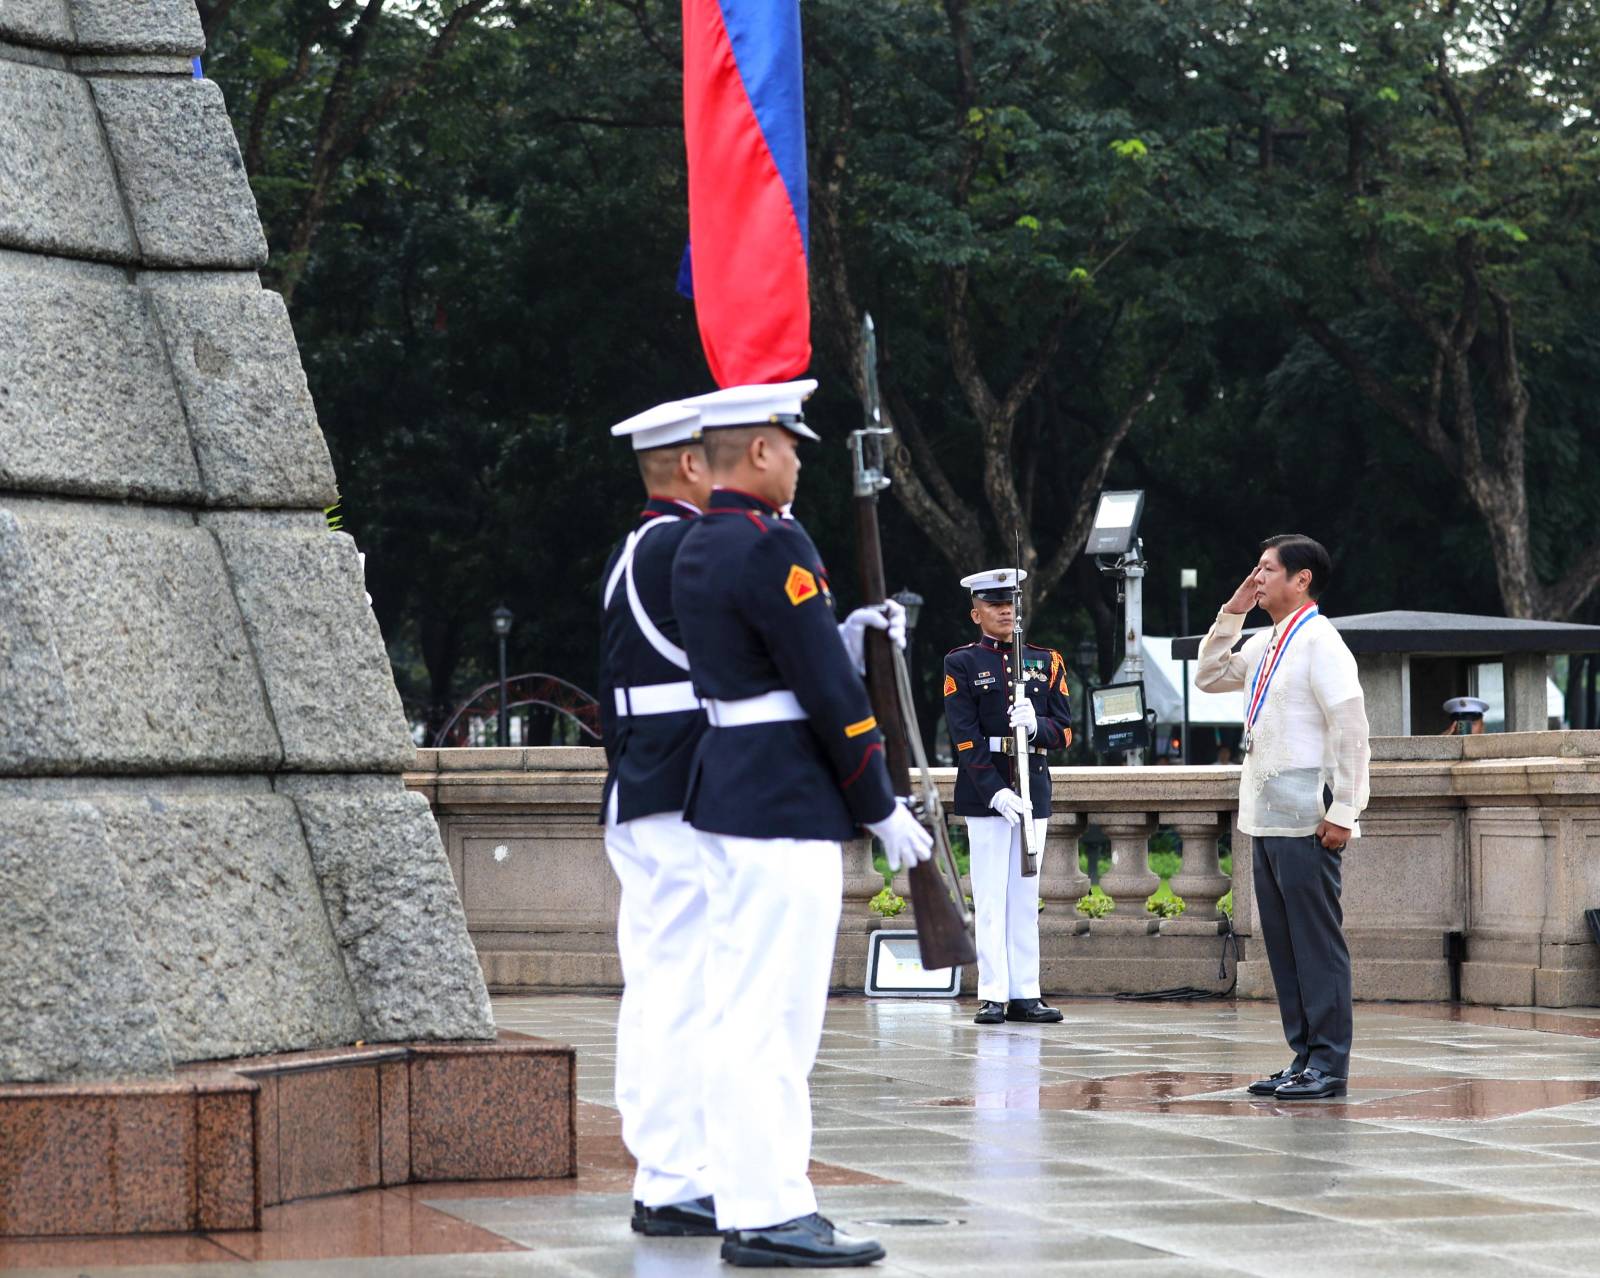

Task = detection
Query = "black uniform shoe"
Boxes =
[632,1195,720,1237]
[1246,1065,1306,1096]
[1274,1067,1347,1100]
[973,1000,1006,1025]
[720,1212,886,1267]
[1005,998,1064,1024]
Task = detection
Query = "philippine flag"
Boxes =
[682,0,811,387]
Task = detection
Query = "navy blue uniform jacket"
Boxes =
[671,488,897,841]
[598,496,706,823]
[944,635,1072,818]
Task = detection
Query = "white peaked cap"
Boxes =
[610,401,702,452]
[679,378,821,440]
[1443,696,1490,716]
[961,568,1028,597]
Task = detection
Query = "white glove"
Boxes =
[988,787,1028,827]
[1008,698,1037,739]
[867,799,934,872]
[837,600,908,676]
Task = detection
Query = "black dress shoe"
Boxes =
[1246,1065,1306,1096]
[1274,1067,1347,1100]
[632,1194,720,1237]
[1005,998,1064,1024]
[721,1212,885,1267]
[973,1000,1006,1025]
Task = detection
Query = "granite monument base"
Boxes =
[0,1032,574,1239]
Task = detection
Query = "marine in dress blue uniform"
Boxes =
[670,379,929,1269]
[943,568,1073,1024]
[597,400,720,1239]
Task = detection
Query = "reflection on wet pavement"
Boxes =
[10,994,1600,1275]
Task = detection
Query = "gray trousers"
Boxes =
[1254,834,1352,1078]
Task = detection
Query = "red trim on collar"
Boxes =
[711,485,782,515]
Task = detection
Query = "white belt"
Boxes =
[614,681,701,717]
[988,736,1048,757]
[705,690,808,728]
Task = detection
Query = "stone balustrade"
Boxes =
[406,730,1600,1007]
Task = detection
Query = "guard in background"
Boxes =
[597,400,718,1238]
[944,568,1074,1026]
[672,379,932,1268]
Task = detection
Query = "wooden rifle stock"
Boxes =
[853,501,976,970]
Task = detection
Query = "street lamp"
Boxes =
[491,603,514,748]
[1180,568,1197,763]
[890,588,923,636]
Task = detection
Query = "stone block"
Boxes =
[0,60,135,261]
[0,1,71,48]
[89,76,267,268]
[0,800,172,1081]
[1535,950,1600,1007]
[1347,810,1463,931]
[1461,959,1535,1006]
[451,816,618,935]
[67,0,204,54]
[1463,730,1600,761]
[0,504,282,773]
[0,510,84,772]
[291,784,495,1042]
[0,257,201,501]
[209,525,413,771]
[1352,958,1449,1001]
[98,794,364,1062]
[146,282,338,507]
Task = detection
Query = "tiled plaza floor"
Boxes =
[7,994,1600,1276]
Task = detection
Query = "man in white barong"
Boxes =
[1197,534,1370,1100]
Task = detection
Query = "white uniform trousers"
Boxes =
[965,815,1049,1003]
[605,800,714,1207]
[698,833,843,1230]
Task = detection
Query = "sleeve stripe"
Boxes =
[841,741,884,790]
[957,740,974,751]
[844,715,877,739]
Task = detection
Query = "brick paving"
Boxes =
[6,994,1600,1276]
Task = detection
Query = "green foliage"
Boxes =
[202,0,1600,740]
[1146,886,1186,918]
[1217,890,1234,919]
[1076,887,1114,919]
[869,887,907,919]
[323,501,343,533]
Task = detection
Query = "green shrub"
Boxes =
[1146,888,1186,919]
[869,886,906,918]
[1075,887,1114,919]
[1218,889,1234,919]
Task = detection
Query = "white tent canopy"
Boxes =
[1111,637,1243,726]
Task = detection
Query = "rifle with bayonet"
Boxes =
[1013,529,1041,877]
[850,314,977,971]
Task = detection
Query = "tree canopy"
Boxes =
[201,0,1600,740]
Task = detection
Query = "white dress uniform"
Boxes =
[599,402,714,1212]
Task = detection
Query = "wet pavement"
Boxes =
[5,994,1600,1275]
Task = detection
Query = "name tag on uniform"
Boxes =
[973,675,997,689]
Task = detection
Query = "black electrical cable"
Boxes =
[1113,918,1240,1002]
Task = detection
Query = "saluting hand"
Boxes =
[1222,569,1261,616]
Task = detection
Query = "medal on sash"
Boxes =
[1240,602,1318,752]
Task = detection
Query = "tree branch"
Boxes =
[1033,335,1182,605]
[1543,540,1600,620]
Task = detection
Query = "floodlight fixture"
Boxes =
[1086,490,1145,558]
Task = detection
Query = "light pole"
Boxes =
[491,603,514,747]
[1180,568,1196,763]
[890,588,923,643]
[1075,636,1098,763]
